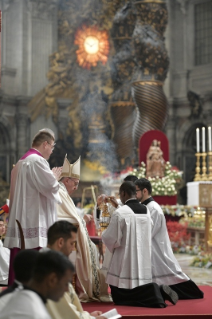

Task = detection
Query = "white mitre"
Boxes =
[60,155,81,180]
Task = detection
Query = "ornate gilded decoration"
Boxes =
[27,0,169,170]
[199,184,212,207]
[108,0,169,165]
[75,25,110,69]
[99,203,111,232]
[27,0,117,168]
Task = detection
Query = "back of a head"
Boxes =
[124,175,138,183]
[119,181,136,197]
[32,128,55,148]
[13,249,40,283]
[33,250,75,282]
[47,220,77,246]
[135,178,152,195]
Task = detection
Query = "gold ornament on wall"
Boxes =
[74,25,110,69]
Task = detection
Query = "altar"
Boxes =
[187,181,212,252]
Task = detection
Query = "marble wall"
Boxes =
[0,0,58,184]
[165,0,212,202]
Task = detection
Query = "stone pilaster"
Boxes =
[166,114,177,166]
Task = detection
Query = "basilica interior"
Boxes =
[0,1,212,218]
[0,1,212,314]
[0,0,211,200]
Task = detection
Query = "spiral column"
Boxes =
[131,0,169,148]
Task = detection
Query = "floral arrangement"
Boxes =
[166,221,190,253]
[131,161,183,196]
[190,252,212,269]
[100,162,182,196]
[177,245,204,255]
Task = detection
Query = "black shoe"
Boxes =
[160,285,179,305]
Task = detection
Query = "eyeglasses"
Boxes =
[68,178,79,188]
[47,141,56,150]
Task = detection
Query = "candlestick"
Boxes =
[201,152,208,181]
[208,151,212,181]
[208,127,212,152]
[202,127,205,153]
[194,152,201,181]
[196,128,200,153]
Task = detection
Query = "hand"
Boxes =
[97,194,107,207]
[84,214,93,223]
[106,196,119,208]
[52,167,63,181]
[90,311,102,316]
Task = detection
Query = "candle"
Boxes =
[208,126,212,152]
[196,128,200,153]
[202,127,205,152]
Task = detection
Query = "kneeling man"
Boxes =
[102,181,178,308]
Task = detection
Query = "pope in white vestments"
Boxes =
[57,155,111,302]
[4,129,62,285]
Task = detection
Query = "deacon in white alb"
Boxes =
[135,178,204,300]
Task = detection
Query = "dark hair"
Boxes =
[47,221,77,245]
[13,250,39,283]
[135,178,152,195]
[32,131,54,148]
[33,250,75,282]
[124,175,138,182]
[119,181,136,196]
[0,217,4,222]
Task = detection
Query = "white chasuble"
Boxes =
[4,154,61,249]
[102,205,152,289]
[47,283,93,319]
[147,200,189,285]
[57,183,111,302]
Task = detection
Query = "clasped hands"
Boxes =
[52,167,63,181]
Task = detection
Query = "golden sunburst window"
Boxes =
[74,25,110,70]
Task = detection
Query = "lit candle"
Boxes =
[202,127,205,152]
[196,128,200,153]
[208,126,212,152]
